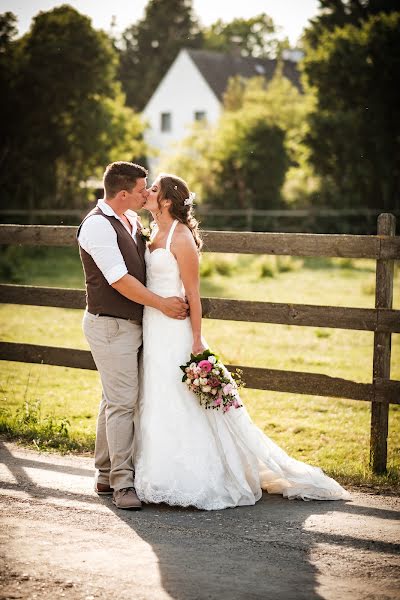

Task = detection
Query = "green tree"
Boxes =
[161,114,288,211]
[119,0,202,110]
[0,6,146,209]
[202,13,288,58]
[0,11,17,47]
[0,12,18,180]
[304,0,399,48]
[160,70,311,210]
[225,73,317,207]
[302,12,400,209]
[210,112,288,210]
[223,72,309,165]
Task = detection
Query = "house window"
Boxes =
[161,112,171,132]
[194,111,206,122]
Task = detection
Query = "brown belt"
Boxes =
[95,312,141,325]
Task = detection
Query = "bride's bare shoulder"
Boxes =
[172,222,197,252]
[174,222,194,240]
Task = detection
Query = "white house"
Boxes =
[142,48,301,178]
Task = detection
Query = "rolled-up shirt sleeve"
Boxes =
[78,216,128,284]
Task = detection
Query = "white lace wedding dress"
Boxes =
[133,220,351,509]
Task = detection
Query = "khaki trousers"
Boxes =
[83,311,142,491]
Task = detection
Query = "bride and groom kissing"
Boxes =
[78,161,350,511]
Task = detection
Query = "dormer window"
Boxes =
[161,112,171,132]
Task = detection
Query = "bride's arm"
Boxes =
[172,226,205,355]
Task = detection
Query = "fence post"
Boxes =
[246,208,253,231]
[370,213,396,473]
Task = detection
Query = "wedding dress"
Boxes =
[133,220,351,509]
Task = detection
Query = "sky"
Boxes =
[1,0,320,46]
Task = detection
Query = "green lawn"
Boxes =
[0,248,399,490]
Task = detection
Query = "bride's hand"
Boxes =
[192,340,207,356]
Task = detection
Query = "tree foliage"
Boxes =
[1,6,146,209]
[160,70,311,210]
[0,12,18,171]
[302,10,400,208]
[119,0,203,110]
[304,0,399,48]
[161,110,288,211]
[202,13,288,58]
[210,113,288,209]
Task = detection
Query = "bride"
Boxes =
[133,173,351,510]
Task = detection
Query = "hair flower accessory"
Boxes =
[184,191,196,206]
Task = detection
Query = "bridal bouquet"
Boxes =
[180,349,244,413]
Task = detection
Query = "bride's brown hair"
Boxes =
[157,173,203,252]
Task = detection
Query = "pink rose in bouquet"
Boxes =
[198,360,212,373]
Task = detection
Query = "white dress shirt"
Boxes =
[78,199,139,285]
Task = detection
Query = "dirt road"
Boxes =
[0,439,399,600]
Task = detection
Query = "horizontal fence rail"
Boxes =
[1,224,400,258]
[0,217,399,473]
[1,341,399,404]
[1,284,400,333]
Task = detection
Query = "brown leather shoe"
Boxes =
[95,482,114,496]
[112,487,142,510]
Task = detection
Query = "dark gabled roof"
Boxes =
[186,49,301,100]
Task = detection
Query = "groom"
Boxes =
[78,161,188,510]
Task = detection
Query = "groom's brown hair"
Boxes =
[103,161,148,198]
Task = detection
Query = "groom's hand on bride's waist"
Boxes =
[161,296,189,319]
[110,274,188,318]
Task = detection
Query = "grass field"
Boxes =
[0,247,399,491]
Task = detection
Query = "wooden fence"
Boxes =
[0,214,399,473]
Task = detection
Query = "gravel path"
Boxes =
[1,439,399,600]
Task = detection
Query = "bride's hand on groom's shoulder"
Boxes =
[160,296,189,320]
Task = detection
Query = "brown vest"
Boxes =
[78,207,146,321]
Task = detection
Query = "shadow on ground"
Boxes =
[1,440,399,600]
